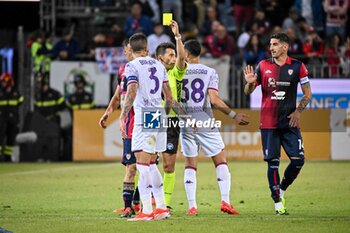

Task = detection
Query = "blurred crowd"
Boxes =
[27,0,350,78]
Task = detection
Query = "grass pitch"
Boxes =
[0,161,349,233]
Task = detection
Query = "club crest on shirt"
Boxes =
[268,77,276,87]
[288,69,293,75]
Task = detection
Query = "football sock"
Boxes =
[134,171,139,187]
[123,182,134,208]
[133,187,140,205]
[133,171,140,204]
[275,202,283,211]
[149,164,166,209]
[267,159,281,203]
[215,163,231,203]
[184,166,197,209]
[280,189,285,198]
[163,172,176,207]
[280,158,304,191]
[136,163,153,214]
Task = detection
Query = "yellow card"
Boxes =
[162,13,172,26]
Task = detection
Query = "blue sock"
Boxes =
[133,187,140,204]
[267,159,281,203]
[280,158,304,191]
[123,182,134,208]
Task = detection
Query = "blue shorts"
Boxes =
[122,138,136,166]
[261,128,304,161]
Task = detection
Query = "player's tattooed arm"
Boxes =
[119,83,137,138]
[162,82,187,116]
[121,83,137,119]
[288,82,312,127]
[297,82,312,112]
[120,93,125,109]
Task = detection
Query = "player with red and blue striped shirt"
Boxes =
[243,33,312,215]
[99,40,140,218]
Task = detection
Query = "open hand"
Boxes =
[288,110,301,128]
[243,65,257,84]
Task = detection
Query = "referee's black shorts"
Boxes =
[164,117,180,154]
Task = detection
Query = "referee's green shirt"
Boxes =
[165,63,187,117]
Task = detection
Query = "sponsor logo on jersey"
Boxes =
[271,90,286,100]
[276,81,290,86]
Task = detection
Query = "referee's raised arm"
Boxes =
[170,20,186,70]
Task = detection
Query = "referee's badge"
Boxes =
[288,69,293,75]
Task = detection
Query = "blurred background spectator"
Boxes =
[233,0,255,36]
[342,36,350,76]
[323,0,348,40]
[66,74,95,110]
[31,30,52,75]
[294,0,325,33]
[285,27,305,61]
[325,33,343,77]
[147,23,171,57]
[203,23,234,60]
[139,0,160,24]
[52,28,80,61]
[0,73,23,162]
[237,21,258,57]
[162,0,184,29]
[106,22,125,47]
[86,32,109,60]
[243,33,266,66]
[200,5,220,37]
[34,73,65,125]
[124,1,153,37]
[282,6,300,31]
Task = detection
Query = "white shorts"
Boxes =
[180,131,225,157]
[132,124,166,154]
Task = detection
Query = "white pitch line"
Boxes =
[0,163,118,177]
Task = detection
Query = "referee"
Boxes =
[155,20,187,210]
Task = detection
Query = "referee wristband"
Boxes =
[228,110,236,119]
[175,35,182,40]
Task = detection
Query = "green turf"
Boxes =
[0,161,349,233]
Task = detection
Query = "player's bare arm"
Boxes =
[170,20,186,70]
[208,89,249,126]
[120,83,137,137]
[99,85,121,129]
[288,82,312,127]
[243,65,257,95]
[162,81,187,116]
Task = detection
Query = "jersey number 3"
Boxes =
[148,67,159,94]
